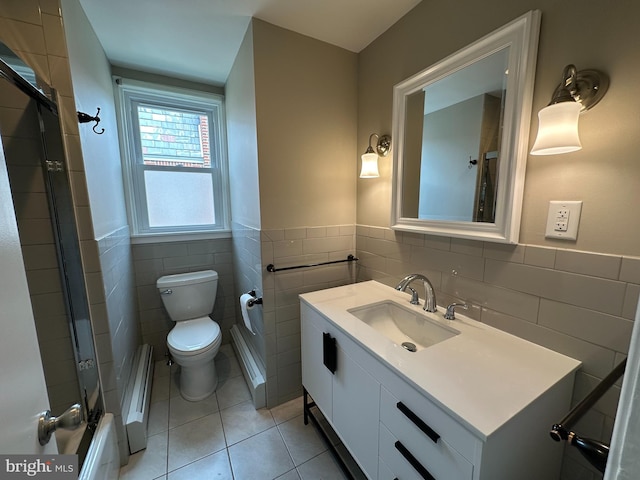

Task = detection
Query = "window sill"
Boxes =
[130,230,232,244]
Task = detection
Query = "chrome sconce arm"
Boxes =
[548,64,608,110]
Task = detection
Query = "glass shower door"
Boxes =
[1,42,102,464]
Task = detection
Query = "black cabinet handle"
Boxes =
[397,402,440,443]
[395,440,435,480]
[323,332,337,374]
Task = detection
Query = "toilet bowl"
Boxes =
[157,270,222,401]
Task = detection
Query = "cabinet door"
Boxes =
[301,305,333,419]
[333,343,380,480]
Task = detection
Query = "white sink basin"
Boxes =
[348,300,459,351]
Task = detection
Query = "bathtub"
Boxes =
[78,413,120,480]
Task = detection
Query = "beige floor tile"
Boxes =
[216,375,251,410]
[167,449,232,480]
[216,345,242,381]
[270,396,303,425]
[148,399,169,436]
[120,350,333,480]
[118,431,168,480]
[151,372,170,404]
[168,391,219,429]
[167,412,226,472]
[278,415,326,466]
[154,359,171,378]
[228,427,294,480]
[276,469,301,480]
[169,366,181,398]
[297,451,347,480]
[220,400,275,445]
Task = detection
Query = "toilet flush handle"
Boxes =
[161,289,172,295]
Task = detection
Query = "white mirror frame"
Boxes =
[391,10,541,244]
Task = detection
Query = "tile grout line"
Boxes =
[217,394,235,480]
[274,420,297,478]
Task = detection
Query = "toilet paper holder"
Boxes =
[245,290,263,307]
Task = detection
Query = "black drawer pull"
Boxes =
[395,440,435,480]
[397,402,440,443]
[322,332,337,374]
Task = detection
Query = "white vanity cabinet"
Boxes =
[301,304,380,479]
[300,281,581,480]
[303,301,472,480]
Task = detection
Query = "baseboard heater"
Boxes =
[125,344,154,454]
[230,324,266,408]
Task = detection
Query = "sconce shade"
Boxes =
[530,102,582,155]
[531,64,608,156]
[360,151,380,178]
[359,133,391,178]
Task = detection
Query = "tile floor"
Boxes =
[118,344,348,480]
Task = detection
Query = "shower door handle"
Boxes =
[38,403,83,445]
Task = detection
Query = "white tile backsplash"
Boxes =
[524,245,557,268]
[538,300,634,353]
[620,257,640,283]
[483,242,526,263]
[442,274,540,322]
[554,249,622,280]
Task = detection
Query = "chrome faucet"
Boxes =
[395,273,437,312]
[444,302,468,320]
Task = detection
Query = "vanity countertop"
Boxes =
[300,280,581,440]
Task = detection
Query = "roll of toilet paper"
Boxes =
[239,293,256,335]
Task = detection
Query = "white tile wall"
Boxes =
[133,237,236,360]
[260,225,356,406]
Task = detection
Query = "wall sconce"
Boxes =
[360,133,391,178]
[530,65,608,155]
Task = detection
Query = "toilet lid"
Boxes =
[167,317,221,353]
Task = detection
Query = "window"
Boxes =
[115,78,229,239]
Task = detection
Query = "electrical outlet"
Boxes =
[545,201,582,240]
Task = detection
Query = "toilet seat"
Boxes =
[167,317,221,356]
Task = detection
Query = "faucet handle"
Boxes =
[406,287,420,305]
[444,302,468,320]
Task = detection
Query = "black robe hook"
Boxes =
[77,107,104,135]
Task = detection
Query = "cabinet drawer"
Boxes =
[379,423,473,480]
[380,386,478,464]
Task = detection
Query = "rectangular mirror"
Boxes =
[391,10,541,244]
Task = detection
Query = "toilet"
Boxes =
[156,270,223,401]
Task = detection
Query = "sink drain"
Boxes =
[401,341,417,352]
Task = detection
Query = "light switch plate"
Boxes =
[545,201,582,240]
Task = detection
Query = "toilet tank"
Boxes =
[156,270,218,321]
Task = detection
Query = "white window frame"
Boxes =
[114,77,230,241]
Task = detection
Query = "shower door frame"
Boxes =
[1,56,103,462]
